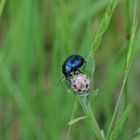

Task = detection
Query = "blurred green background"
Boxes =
[0,0,140,140]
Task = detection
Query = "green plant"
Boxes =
[67,0,138,140]
[0,0,139,140]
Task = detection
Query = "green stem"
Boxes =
[125,0,131,38]
[124,0,131,109]
[0,0,6,18]
[106,75,127,140]
[106,4,136,139]
[67,98,79,140]
[77,96,105,140]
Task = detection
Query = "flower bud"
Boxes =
[71,73,90,95]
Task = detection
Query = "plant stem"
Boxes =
[106,75,127,140]
[106,4,137,139]
[0,0,6,18]
[125,0,131,38]
[77,96,105,140]
[67,98,79,140]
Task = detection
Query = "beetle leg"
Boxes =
[73,69,82,75]
[74,71,77,75]
[77,69,83,73]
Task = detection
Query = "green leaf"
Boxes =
[109,102,132,140]
[133,129,140,140]
[68,116,89,125]
[91,0,120,54]
[135,128,140,134]
[67,89,74,94]
[106,3,137,139]
[0,0,6,18]
[133,135,140,140]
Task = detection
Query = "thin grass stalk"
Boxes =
[67,98,79,140]
[106,4,137,139]
[0,0,6,18]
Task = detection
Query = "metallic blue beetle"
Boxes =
[62,55,85,79]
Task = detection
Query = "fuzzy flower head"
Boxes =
[71,73,90,95]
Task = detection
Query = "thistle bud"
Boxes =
[71,73,90,95]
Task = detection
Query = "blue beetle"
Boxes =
[62,55,85,79]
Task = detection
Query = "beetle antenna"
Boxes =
[57,76,65,86]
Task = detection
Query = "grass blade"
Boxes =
[91,0,120,54]
[85,0,120,78]
[109,101,133,140]
[68,116,88,125]
[106,3,137,139]
[0,0,6,18]
[67,98,79,140]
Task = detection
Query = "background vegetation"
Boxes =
[0,0,140,140]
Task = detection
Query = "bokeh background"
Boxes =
[0,0,140,140]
